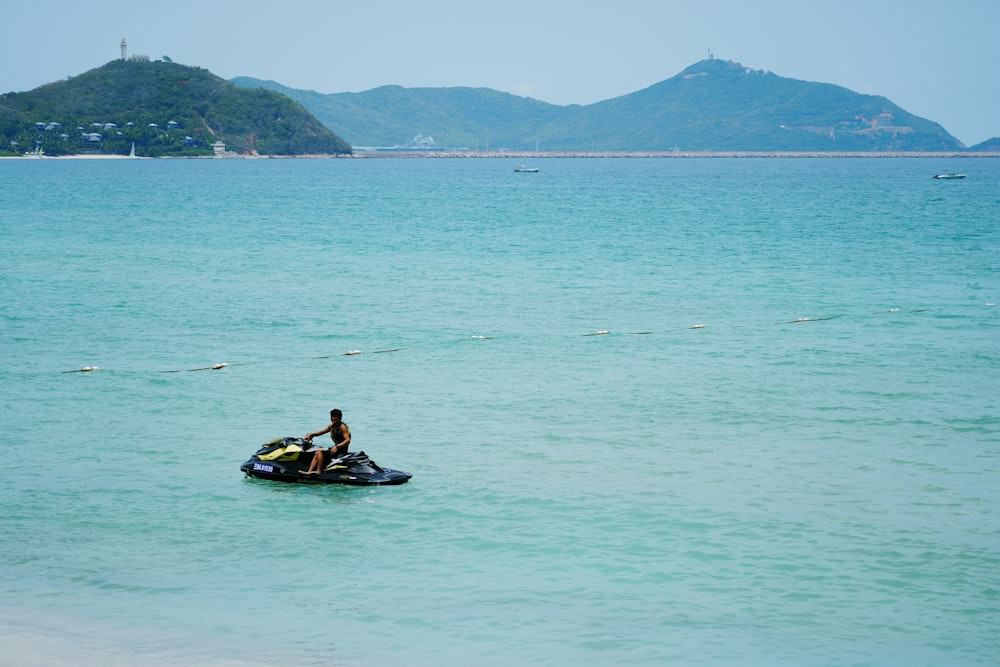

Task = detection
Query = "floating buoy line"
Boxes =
[157,362,243,373]
[56,305,992,375]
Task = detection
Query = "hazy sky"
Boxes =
[3,0,998,145]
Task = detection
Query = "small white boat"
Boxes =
[514,164,540,173]
[932,171,965,179]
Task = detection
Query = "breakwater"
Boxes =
[351,150,997,158]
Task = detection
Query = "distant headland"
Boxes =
[234,58,998,154]
[0,55,350,158]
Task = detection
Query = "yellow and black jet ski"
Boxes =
[240,437,412,485]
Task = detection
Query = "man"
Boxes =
[301,409,351,475]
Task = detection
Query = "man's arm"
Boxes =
[304,424,332,441]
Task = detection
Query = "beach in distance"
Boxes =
[4,150,998,159]
[1,156,997,666]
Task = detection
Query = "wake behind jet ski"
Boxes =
[241,437,412,485]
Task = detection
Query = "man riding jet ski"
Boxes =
[240,437,412,485]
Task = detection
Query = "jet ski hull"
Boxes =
[241,438,412,486]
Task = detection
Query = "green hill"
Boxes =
[1,59,351,156]
[235,59,964,152]
[230,78,566,150]
[968,137,1000,152]
[584,59,961,152]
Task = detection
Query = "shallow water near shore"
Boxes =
[1,156,998,666]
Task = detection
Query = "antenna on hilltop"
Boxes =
[708,46,713,60]
[121,38,127,60]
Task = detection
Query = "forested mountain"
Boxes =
[234,59,965,152]
[1,59,351,156]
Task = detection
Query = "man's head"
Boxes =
[330,408,343,422]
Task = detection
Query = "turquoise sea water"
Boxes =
[1,156,998,666]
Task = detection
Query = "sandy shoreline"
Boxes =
[0,153,146,160]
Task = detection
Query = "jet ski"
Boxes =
[240,437,412,485]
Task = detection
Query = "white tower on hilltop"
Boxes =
[121,38,127,60]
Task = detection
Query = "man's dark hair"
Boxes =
[330,409,343,420]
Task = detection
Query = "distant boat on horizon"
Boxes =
[514,164,539,173]
[932,170,965,179]
[128,142,136,158]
